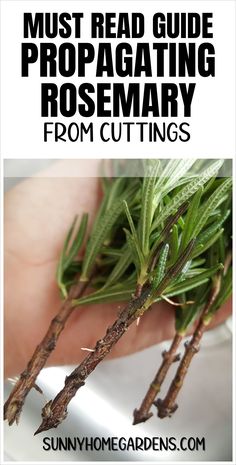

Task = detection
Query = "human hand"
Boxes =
[4,160,232,378]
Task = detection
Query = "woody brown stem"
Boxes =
[155,276,221,419]
[4,280,88,426]
[35,285,152,434]
[133,333,182,425]
[34,241,195,434]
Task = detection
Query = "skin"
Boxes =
[4,160,232,378]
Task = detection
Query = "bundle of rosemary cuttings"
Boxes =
[4,159,232,434]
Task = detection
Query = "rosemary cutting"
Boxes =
[4,159,232,434]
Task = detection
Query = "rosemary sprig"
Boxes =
[155,273,223,419]
[4,280,89,426]
[133,210,231,424]
[4,159,232,434]
[4,171,140,426]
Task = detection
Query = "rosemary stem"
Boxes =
[35,285,151,434]
[34,240,196,433]
[133,333,182,425]
[155,276,221,419]
[4,280,88,426]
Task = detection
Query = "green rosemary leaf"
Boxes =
[193,178,232,237]
[81,183,137,281]
[124,228,142,277]
[100,247,124,258]
[177,216,185,230]
[178,259,192,278]
[100,166,111,194]
[202,175,216,195]
[184,267,211,278]
[104,245,132,288]
[63,214,88,270]
[152,244,169,289]
[81,200,123,280]
[106,177,127,210]
[180,187,203,252]
[218,234,226,264]
[152,239,196,298]
[165,263,224,296]
[140,160,161,257]
[93,177,133,234]
[61,216,78,260]
[61,261,83,293]
[168,224,179,266]
[160,159,195,195]
[73,281,135,306]
[189,258,206,268]
[158,159,180,182]
[163,278,210,298]
[153,159,181,194]
[197,210,230,244]
[205,211,222,226]
[64,260,82,274]
[192,228,224,259]
[123,200,142,257]
[150,201,187,257]
[152,159,224,231]
[57,255,68,298]
[56,214,88,297]
[208,267,232,315]
[91,181,114,233]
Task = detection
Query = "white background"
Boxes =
[0,0,235,159]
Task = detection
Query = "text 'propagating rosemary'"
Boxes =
[21,12,215,143]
